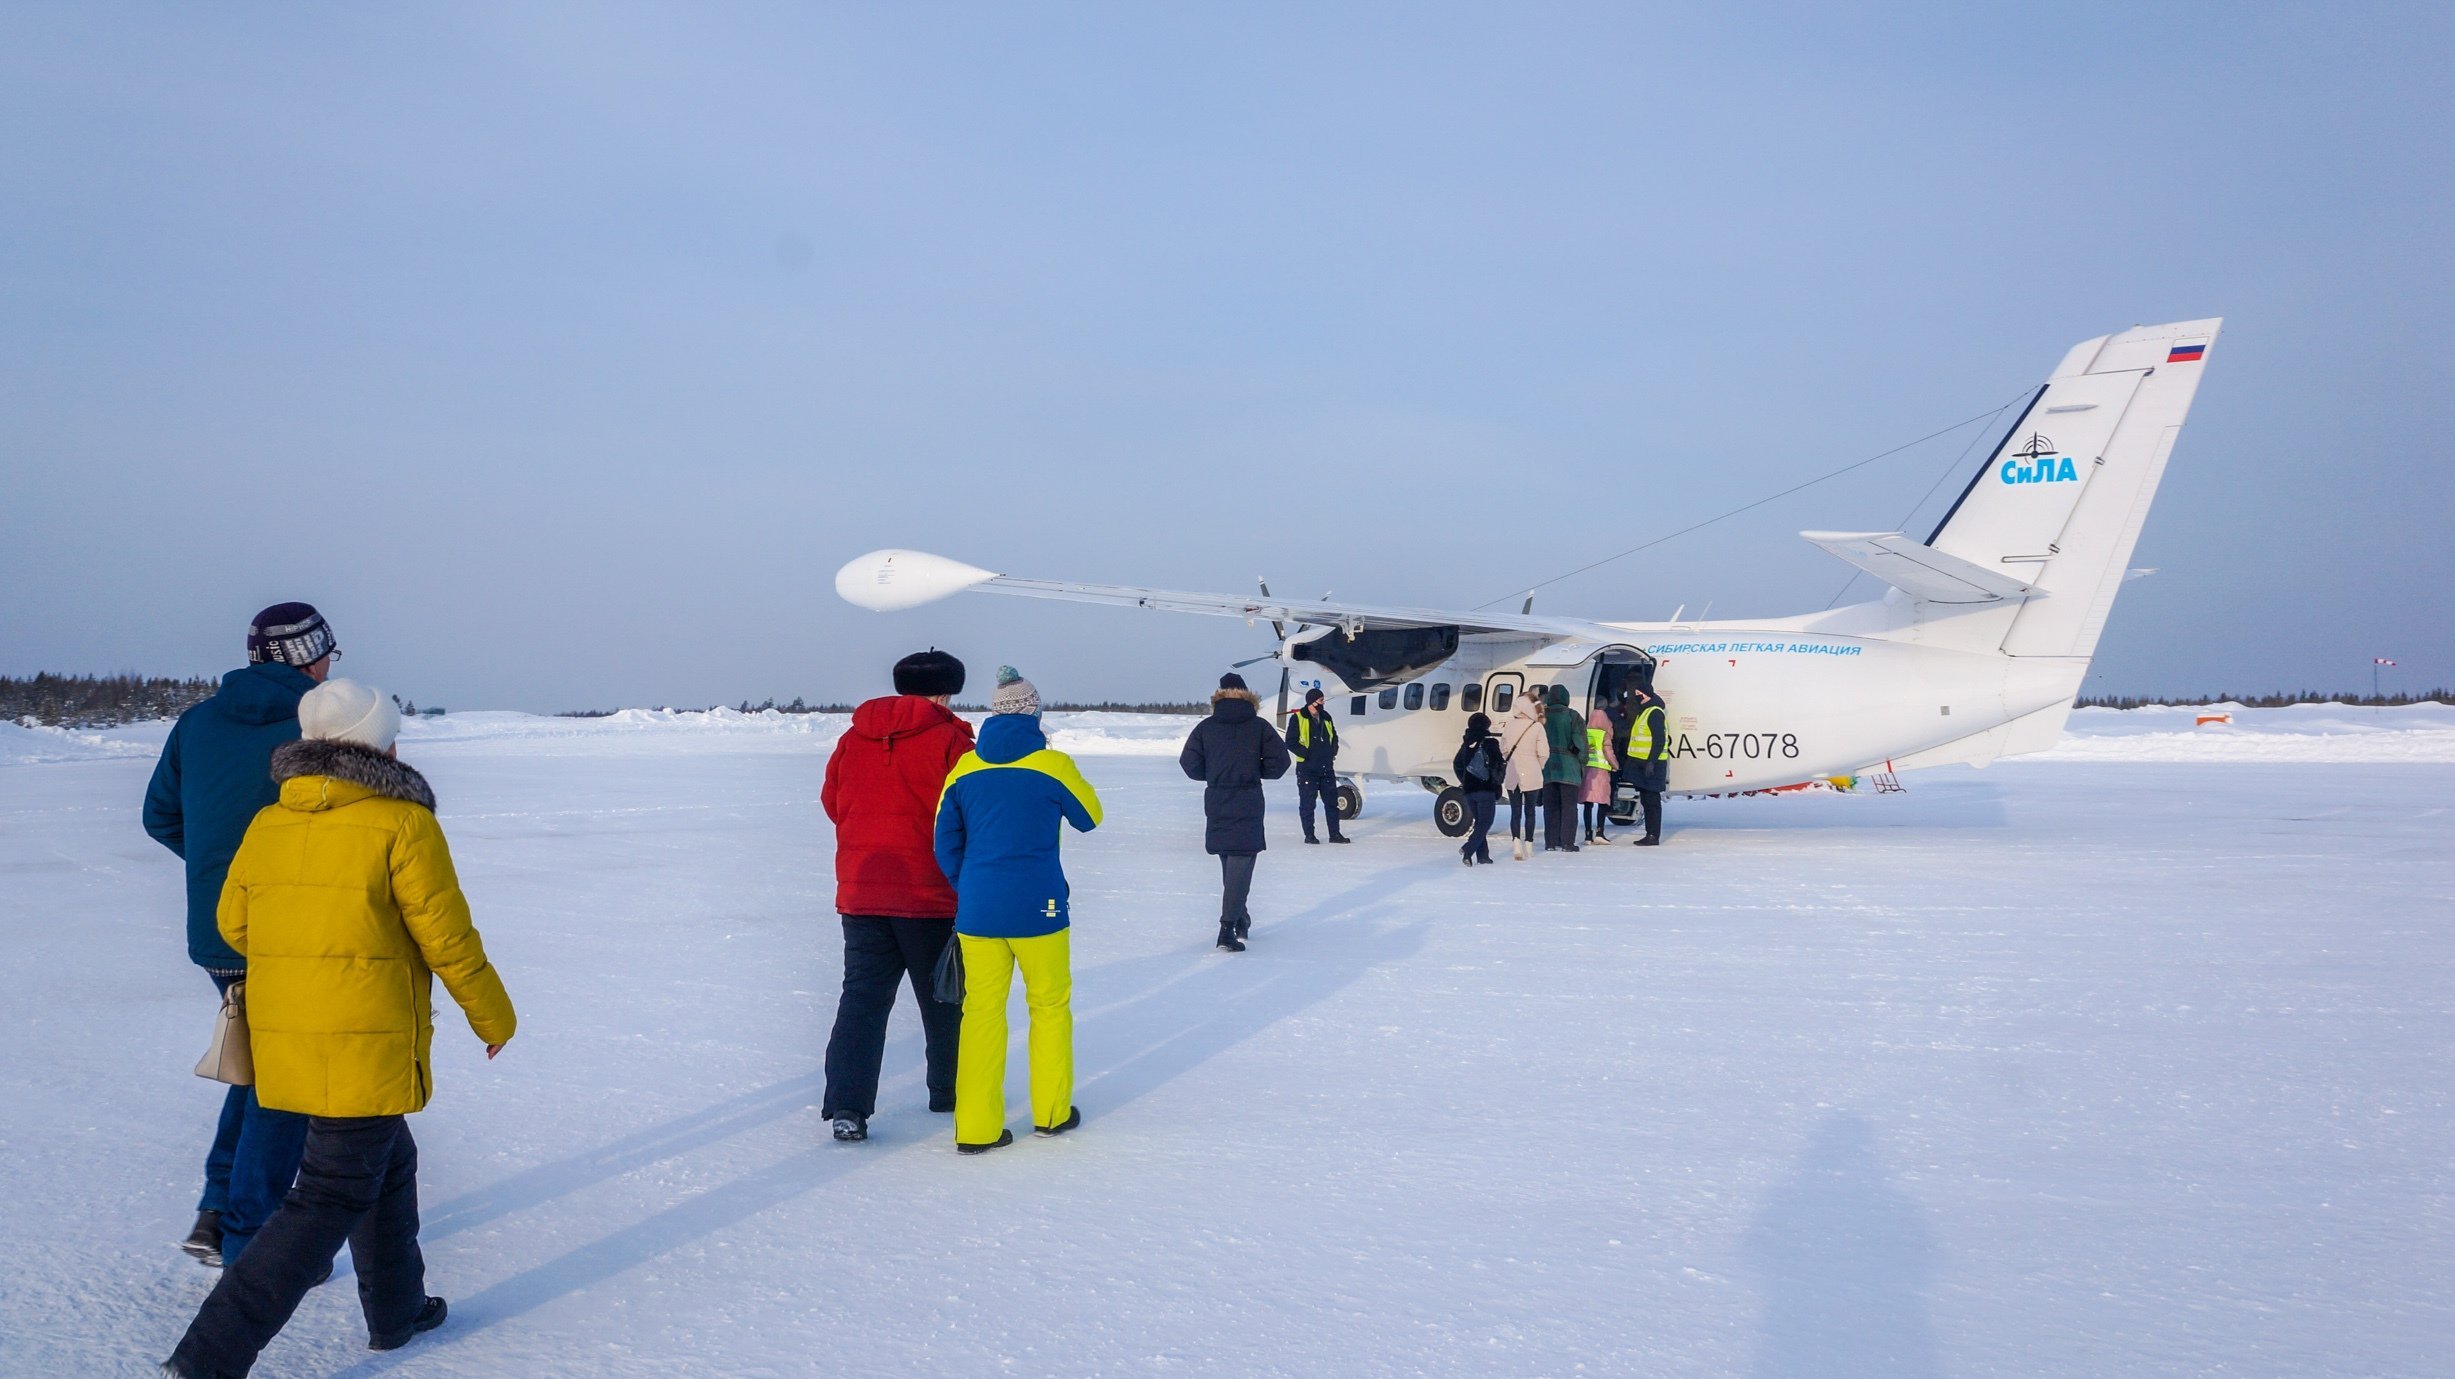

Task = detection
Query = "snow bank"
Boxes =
[2040,701,2455,763]
[0,720,157,766]
[392,708,1200,758]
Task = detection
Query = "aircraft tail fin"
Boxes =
[1923,318,2221,659]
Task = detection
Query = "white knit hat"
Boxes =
[297,678,402,752]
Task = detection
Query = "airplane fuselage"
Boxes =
[1301,617,2085,798]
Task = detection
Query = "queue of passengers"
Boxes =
[142,606,1666,1374]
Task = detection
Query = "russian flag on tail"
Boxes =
[2167,339,2208,363]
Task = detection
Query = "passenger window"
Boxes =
[1461,682,1482,713]
[1402,683,1425,710]
[1492,683,1514,713]
[1349,695,1366,717]
[1377,687,1399,710]
[1428,683,1451,711]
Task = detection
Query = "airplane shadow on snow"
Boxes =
[326,859,1439,1372]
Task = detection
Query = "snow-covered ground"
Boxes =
[2,706,2449,1376]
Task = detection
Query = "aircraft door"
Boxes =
[1484,672,1525,717]
[1587,651,1655,711]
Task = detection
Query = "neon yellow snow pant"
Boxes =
[954,930,1073,1144]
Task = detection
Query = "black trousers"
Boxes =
[1461,790,1498,861]
[1508,788,1538,841]
[1296,773,1345,840]
[1633,788,1664,840]
[1543,781,1579,848]
[171,1115,424,1377]
[823,915,961,1119]
[1219,853,1257,927]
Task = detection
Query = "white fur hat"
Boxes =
[297,678,402,752]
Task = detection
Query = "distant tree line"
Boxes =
[2,673,219,727]
[2076,689,2450,709]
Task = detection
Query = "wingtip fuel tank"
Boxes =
[833,549,999,612]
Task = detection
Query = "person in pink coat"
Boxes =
[1581,706,1620,843]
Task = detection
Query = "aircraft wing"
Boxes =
[834,549,1624,642]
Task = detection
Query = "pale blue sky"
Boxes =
[5,3,2448,709]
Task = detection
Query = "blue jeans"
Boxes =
[200,973,309,1263]
[1461,790,1498,862]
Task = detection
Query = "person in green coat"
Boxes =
[1540,685,1587,852]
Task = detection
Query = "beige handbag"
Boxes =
[195,981,254,1086]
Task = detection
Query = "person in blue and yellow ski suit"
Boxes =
[933,668,1102,1154]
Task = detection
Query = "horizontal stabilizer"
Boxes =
[1801,531,2039,605]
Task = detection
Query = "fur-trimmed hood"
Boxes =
[1210,687,1260,708]
[270,738,437,811]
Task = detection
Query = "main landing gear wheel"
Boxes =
[1333,778,1364,821]
[1433,786,1473,839]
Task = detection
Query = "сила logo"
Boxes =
[2001,433,2078,484]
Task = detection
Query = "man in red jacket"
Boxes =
[819,650,976,1141]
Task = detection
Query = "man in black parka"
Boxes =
[1178,672,1291,952]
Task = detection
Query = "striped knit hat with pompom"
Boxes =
[989,666,1041,717]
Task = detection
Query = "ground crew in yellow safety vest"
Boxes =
[1284,686,1348,844]
[1612,684,1670,846]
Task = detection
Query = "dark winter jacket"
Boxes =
[1542,702,1587,785]
[142,663,317,969]
[1179,688,1292,855]
[933,715,1101,938]
[1614,695,1671,792]
[822,695,976,919]
[1284,706,1340,777]
[1452,733,1504,796]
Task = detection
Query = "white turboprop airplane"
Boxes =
[836,318,2220,835]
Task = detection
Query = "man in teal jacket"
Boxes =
[141,603,336,1266]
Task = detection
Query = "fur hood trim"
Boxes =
[270,739,438,811]
[1210,687,1261,707]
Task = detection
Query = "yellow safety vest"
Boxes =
[1626,704,1664,760]
[1296,712,1335,749]
[1585,725,1610,769]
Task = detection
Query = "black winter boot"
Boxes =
[957,1129,1015,1156]
[1216,922,1246,953]
[831,1114,868,1142]
[1036,1106,1083,1137]
[179,1209,223,1267]
[369,1297,448,1351]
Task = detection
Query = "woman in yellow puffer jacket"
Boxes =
[166,680,515,1379]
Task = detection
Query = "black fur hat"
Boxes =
[893,649,965,697]
[1219,671,1250,692]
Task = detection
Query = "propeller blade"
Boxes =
[1230,651,1278,668]
[1258,578,1287,641]
[1277,666,1292,721]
